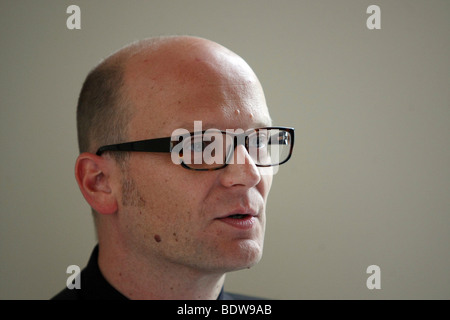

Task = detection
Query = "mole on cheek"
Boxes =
[154,235,161,243]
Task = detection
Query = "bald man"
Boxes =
[52,36,294,300]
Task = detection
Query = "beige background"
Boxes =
[1,0,449,299]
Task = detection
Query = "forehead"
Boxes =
[122,40,271,138]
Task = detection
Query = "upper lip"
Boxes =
[216,208,258,219]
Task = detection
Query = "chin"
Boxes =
[223,238,264,271]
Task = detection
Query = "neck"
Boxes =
[97,241,226,300]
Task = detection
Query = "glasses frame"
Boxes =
[96,126,294,171]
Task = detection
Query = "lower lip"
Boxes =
[217,215,256,230]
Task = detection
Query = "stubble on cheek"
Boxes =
[121,174,146,208]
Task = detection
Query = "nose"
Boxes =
[219,145,261,188]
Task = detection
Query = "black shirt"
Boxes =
[52,245,261,300]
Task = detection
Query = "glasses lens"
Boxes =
[248,129,292,166]
[180,130,230,170]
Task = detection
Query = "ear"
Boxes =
[75,152,118,215]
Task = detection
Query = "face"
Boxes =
[111,39,273,274]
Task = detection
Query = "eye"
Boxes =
[187,141,206,152]
[248,133,268,149]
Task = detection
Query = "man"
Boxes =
[53,35,294,300]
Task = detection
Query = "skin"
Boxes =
[75,36,273,299]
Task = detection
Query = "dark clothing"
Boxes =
[52,245,260,300]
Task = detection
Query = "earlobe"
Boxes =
[75,153,118,215]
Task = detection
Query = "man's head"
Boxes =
[75,36,273,275]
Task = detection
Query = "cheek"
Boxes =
[123,183,196,249]
[130,166,213,240]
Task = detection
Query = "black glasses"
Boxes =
[96,126,294,171]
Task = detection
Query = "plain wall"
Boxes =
[0,0,449,299]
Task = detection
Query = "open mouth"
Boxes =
[227,214,250,219]
[217,213,256,230]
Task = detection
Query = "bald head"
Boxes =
[123,36,258,85]
[76,36,269,156]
